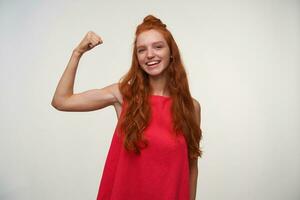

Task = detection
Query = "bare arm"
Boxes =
[189,99,201,200]
[51,31,122,112]
[189,158,198,200]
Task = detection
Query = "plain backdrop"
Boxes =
[0,0,299,200]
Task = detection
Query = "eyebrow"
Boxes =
[136,41,165,49]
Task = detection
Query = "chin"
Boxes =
[147,72,162,77]
[145,69,167,77]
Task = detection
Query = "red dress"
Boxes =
[96,95,190,200]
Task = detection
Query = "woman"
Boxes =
[52,15,202,200]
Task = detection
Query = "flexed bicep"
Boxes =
[52,83,122,112]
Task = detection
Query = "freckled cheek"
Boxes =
[137,55,144,66]
[161,49,170,58]
[162,52,171,62]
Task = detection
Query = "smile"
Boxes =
[146,60,161,66]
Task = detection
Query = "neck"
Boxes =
[149,74,169,96]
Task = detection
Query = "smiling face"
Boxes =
[136,29,171,77]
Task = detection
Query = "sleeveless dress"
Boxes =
[96,95,190,200]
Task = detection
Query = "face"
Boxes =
[136,29,171,77]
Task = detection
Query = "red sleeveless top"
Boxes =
[96,95,190,200]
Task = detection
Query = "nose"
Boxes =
[146,49,155,59]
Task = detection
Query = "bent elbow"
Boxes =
[51,99,64,111]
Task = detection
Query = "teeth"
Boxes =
[146,61,160,66]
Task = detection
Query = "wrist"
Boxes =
[72,48,84,57]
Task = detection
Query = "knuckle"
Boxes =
[87,31,93,37]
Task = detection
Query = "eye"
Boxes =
[155,45,163,49]
[137,49,145,53]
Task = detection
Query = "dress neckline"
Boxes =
[150,95,171,99]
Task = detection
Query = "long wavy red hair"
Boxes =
[118,15,202,160]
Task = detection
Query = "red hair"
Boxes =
[119,15,202,160]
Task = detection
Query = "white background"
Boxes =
[0,0,299,199]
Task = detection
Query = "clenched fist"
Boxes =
[74,31,103,54]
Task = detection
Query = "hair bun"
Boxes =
[143,15,167,28]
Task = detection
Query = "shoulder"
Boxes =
[107,83,123,118]
[192,97,201,125]
[109,83,123,104]
[100,83,123,105]
[192,98,201,113]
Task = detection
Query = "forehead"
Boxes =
[136,29,167,47]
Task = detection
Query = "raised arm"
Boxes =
[51,31,122,113]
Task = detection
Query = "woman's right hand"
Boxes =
[74,31,103,55]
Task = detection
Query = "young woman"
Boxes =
[51,15,202,200]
